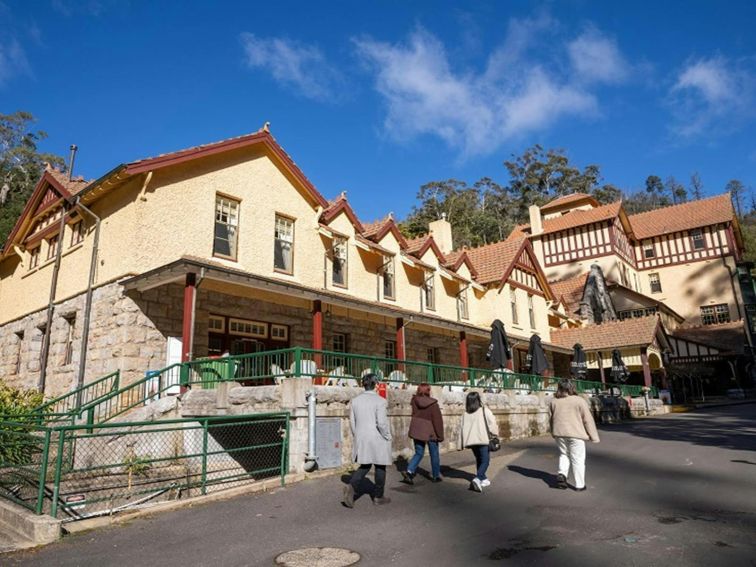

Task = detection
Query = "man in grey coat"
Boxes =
[343,373,393,507]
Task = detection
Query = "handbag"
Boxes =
[482,406,501,452]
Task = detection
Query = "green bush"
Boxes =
[0,382,44,417]
[0,382,45,465]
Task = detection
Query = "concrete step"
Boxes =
[0,519,35,553]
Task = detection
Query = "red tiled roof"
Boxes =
[464,237,526,285]
[46,166,91,196]
[320,192,364,232]
[550,316,662,350]
[628,193,735,239]
[516,201,622,237]
[362,215,392,239]
[405,235,430,255]
[541,193,598,212]
[549,273,587,313]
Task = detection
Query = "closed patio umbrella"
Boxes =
[487,319,511,369]
[570,343,587,378]
[526,334,549,376]
[610,349,630,383]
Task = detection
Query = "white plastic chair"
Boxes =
[326,366,352,386]
[361,368,384,381]
[289,359,318,378]
[387,370,406,389]
[270,364,287,385]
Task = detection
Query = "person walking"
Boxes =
[549,378,600,491]
[343,373,393,507]
[401,383,444,484]
[458,391,499,493]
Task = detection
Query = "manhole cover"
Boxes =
[275,547,360,567]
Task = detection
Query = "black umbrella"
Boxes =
[570,343,587,378]
[610,349,630,383]
[526,334,549,376]
[487,319,511,369]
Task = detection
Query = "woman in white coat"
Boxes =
[458,391,499,493]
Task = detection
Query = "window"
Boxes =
[333,333,348,353]
[690,228,705,250]
[701,304,730,325]
[424,272,436,311]
[510,287,518,325]
[208,315,225,333]
[29,246,40,270]
[649,273,662,294]
[643,242,656,259]
[332,237,347,287]
[63,316,76,365]
[426,347,439,364]
[274,215,294,272]
[214,195,240,259]
[70,221,85,247]
[458,288,469,320]
[385,340,396,359]
[46,234,59,260]
[228,318,267,338]
[528,294,536,329]
[271,325,288,341]
[14,331,23,375]
[382,256,395,300]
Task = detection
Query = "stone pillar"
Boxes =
[640,347,653,388]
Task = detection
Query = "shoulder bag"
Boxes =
[483,407,501,452]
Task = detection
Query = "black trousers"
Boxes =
[350,464,386,498]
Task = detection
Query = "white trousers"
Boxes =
[555,437,586,489]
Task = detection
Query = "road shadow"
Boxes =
[507,465,558,488]
[339,473,376,504]
[439,466,475,482]
[731,459,756,465]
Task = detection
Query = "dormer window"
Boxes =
[458,288,469,320]
[29,246,40,270]
[424,272,436,311]
[382,256,395,300]
[643,242,656,259]
[332,237,347,287]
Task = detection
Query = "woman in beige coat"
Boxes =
[458,392,499,493]
[549,379,600,491]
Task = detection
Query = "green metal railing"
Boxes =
[0,413,290,519]
[25,371,121,425]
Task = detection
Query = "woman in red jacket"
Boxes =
[401,383,444,484]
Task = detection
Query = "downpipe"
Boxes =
[303,389,318,472]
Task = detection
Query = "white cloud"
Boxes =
[0,38,29,87]
[669,56,753,138]
[353,24,617,158]
[568,29,629,84]
[240,33,342,101]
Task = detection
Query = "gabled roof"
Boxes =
[606,281,685,323]
[404,234,445,263]
[549,273,588,314]
[516,201,622,237]
[320,193,365,233]
[672,321,746,355]
[550,315,667,351]
[540,192,599,212]
[628,193,735,239]
[442,249,478,278]
[362,215,408,248]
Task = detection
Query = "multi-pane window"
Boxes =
[214,195,239,259]
[643,242,656,259]
[228,318,267,338]
[271,325,288,341]
[382,256,395,300]
[332,237,347,287]
[690,228,705,250]
[208,315,225,333]
[274,215,294,273]
[649,273,662,294]
[70,221,85,247]
[510,287,518,324]
[14,331,23,375]
[426,347,439,364]
[63,316,76,365]
[618,307,658,321]
[46,234,59,260]
[424,272,435,311]
[333,333,348,366]
[29,246,40,270]
[528,294,536,329]
[385,340,396,359]
[700,304,730,325]
[458,289,469,320]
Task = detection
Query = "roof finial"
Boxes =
[441,212,447,221]
[262,121,270,133]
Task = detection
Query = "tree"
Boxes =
[690,172,704,200]
[0,112,65,245]
[725,179,746,218]
[665,176,687,204]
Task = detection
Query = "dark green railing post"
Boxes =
[294,347,302,377]
[201,419,209,495]
[281,414,290,487]
[426,363,434,384]
[50,430,66,519]
[35,428,52,515]
[86,408,94,434]
[227,356,234,383]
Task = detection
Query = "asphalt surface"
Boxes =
[6,404,756,567]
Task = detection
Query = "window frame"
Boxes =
[643,241,656,259]
[332,237,348,288]
[14,331,24,375]
[70,221,85,247]
[510,287,519,325]
[63,315,76,365]
[458,288,469,320]
[46,234,59,261]
[274,214,295,274]
[228,318,267,338]
[700,303,730,325]
[28,246,40,270]
[424,271,436,311]
[213,194,240,261]
[271,324,289,342]
[528,293,536,329]
[649,272,662,294]
[382,255,395,300]
[690,228,705,251]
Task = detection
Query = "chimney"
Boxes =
[529,204,543,235]
[67,145,78,181]
[429,213,453,254]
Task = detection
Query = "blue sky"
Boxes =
[2,0,756,221]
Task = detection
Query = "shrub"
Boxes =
[0,382,45,465]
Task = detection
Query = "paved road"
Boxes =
[7,405,756,566]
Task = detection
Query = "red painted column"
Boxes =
[597,351,606,384]
[640,347,653,388]
[459,331,469,367]
[312,300,323,370]
[395,318,405,361]
[180,273,197,393]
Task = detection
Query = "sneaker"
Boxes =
[470,478,483,493]
[431,476,443,483]
[342,484,355,508]
[401,471,415,485]
[574,486,587,492]
[373,496,392,505]
[556,474,568,490]
[480,479,491,488]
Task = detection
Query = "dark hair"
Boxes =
[415,383,431,397]
[555,379,577,398]
[465,391,482,413]
[362,373,378,391]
